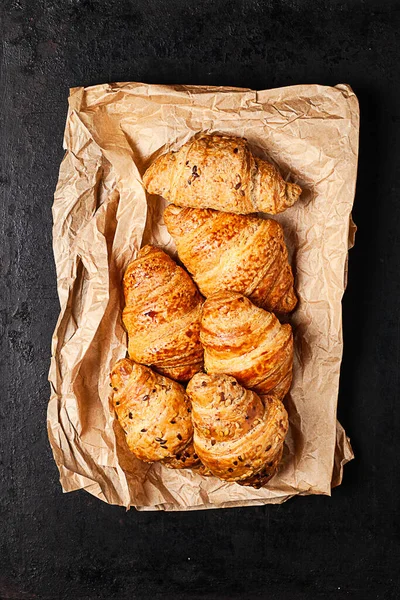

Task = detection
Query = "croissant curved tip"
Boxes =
[186,372,212,403]
[274,288,298,314]
[110,357,134,377]
[142,161,155,190]
[163,203,183,225]
[285,181,302,207]
[143,152,174,197]
[137,244,164,259]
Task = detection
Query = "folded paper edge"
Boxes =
[48,81,359,510]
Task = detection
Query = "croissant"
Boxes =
[186,372,288,488]
[110,358,195,464]
[143,134,301,215]
[164,204,297,313]
[122,245,204,382]
[201,291,293,400]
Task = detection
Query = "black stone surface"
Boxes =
[1,1,399,599]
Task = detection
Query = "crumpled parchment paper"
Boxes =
[48,82,358,510]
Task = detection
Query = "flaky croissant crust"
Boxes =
[143,134,301,215]
[122,245,204,382]
[110,358,194,463]
[201,291,293,400]
[164,204,297,313]
[187,372,288,487]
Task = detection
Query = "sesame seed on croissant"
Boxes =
[110,358,194,463]
[162,439,209,472]
[186,372,288,488]
[143,133,301,215]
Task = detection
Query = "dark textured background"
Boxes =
[1,1,399,599]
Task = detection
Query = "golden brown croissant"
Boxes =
[122,245,203,382]
[201,291,293,400]
[143,134,301,215]
[110,358,194,463]
[164,204,297,313]
[187,372,288,487]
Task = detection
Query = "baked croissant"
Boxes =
[143,133,302,215]
[110,358,195,463]
[187,372,288,488]
[122,245,203,382]
[164,204,297,313]
[201,291,293,400]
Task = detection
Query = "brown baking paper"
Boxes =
[48,82,358,510]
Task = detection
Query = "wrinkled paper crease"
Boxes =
[48,82,358,510]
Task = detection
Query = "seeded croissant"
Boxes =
[164,204,297,313]
[187,372,288,488]
[201,291,293,400]
[122,245,203,382]
[110,358,199,465]
[143,133,301,215]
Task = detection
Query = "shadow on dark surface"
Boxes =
[338,85,385,485]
